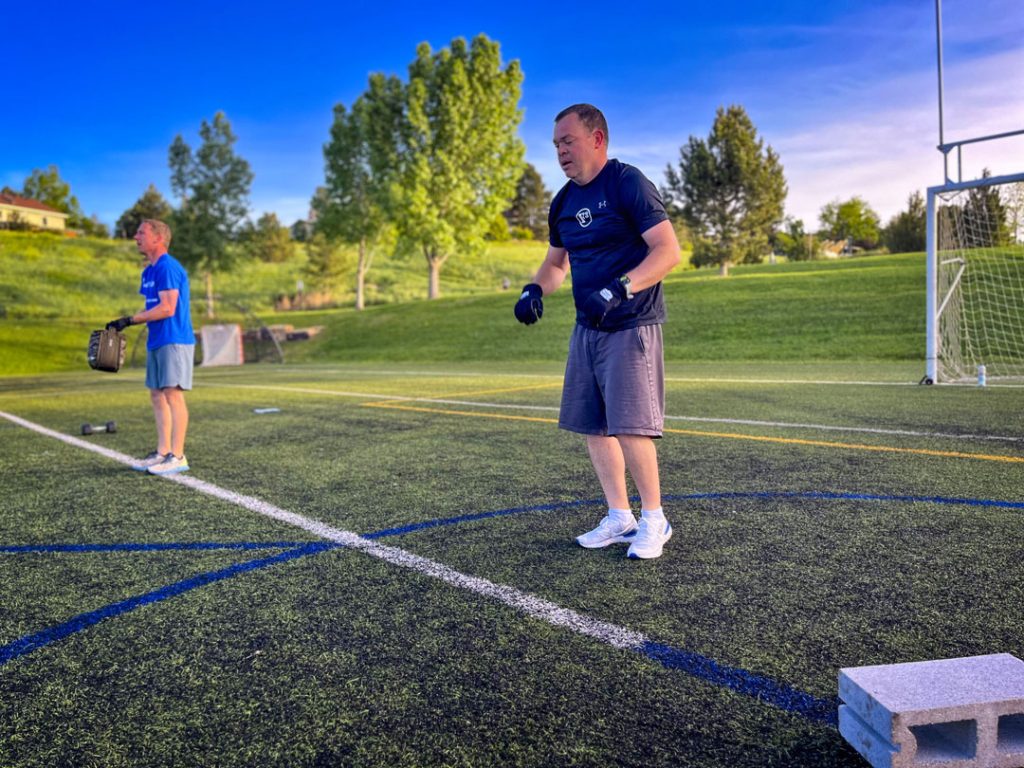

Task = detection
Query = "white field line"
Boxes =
[217,384,1024,445]
[0,409,645,652]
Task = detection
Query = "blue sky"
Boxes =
[4,0,1022,231]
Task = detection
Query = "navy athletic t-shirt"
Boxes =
[548,158,670,331]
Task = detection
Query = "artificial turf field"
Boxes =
[1,361,1022,767]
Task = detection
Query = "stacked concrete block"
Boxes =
[839,653,1024,768]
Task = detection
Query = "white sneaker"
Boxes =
[576,514,638,549]
[627,517,672,559]
[147,453,189,475]
[131,451,165,471]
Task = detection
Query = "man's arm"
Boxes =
[532,245,570,295]
[138,289,179,323]
[622,220,681,292]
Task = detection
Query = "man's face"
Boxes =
[552,113,604,185]
[134,224,162,259]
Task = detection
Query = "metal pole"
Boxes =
[925,188,938,383]
[935,0,948,183]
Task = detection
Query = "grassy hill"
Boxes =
[0,230,926,375]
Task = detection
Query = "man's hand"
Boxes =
[514,283,544,325]
[106,316,134,332]
[581,279,628,328]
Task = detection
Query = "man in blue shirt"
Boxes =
[514,104,681,559]
[107,219,195,475]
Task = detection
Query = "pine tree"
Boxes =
[663,105,786,276]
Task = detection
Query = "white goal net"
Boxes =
[926,173,1024,383]
[200,324,244,367]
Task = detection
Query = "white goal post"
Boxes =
[925,171,1024,384]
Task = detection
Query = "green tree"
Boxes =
[503,162,550,240]
[241,212,296,263]
[663,105,786,276]
[773,217,819,261]
[962,169,1011,246]
[20,165,112,235]
[22,165,80,216]
[315,98,392,309]
[376,35,525,298]
[290,219,312,242]
[115,184,173,238]
[303,231,350,290]
[818,197,881,250]
[167,111,254,317]
[882,191,926,253]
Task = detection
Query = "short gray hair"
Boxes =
[141,219,172,246]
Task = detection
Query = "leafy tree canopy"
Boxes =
[239,212,296,263]
[818,196,881,249]
[369,34,525,298]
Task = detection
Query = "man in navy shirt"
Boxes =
[107,219,195,475]
[515,104,681,559]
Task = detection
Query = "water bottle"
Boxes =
[977,364,987,387]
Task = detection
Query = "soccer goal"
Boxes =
[200,324,244,367]
[925,171,1024,384]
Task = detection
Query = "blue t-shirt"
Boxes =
[549,158,670,331]
[140,253,195,350]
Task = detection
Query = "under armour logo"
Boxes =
[598,200,607,209]
[576,208,593,227]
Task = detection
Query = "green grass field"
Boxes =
[3,234,1023,766]
[2,360,1022,767]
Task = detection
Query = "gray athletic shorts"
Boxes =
[146,344,195,390]
[558,323,664,437]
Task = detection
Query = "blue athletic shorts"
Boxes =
[558,324,664,437]
[146,344,195,390]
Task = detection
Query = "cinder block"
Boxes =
[838,653,1024,768]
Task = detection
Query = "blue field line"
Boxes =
[0,541,316,555]
[641,642,839,726]
[7,487,1015,723]
[365,497,606,539]
[0,542,339,668]
[367,489,1024,542]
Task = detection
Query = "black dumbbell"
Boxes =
[81,421,117,435]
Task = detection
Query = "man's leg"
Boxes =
[163,387,189,457]
[618,434,660,511]
[586,434,629,510]
[150,388,172,455]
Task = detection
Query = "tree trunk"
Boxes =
[718,261,731,278]
[205,271,215,317]
[425,247,446,299]
[355,239,366,311]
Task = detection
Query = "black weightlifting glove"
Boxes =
[106,316,134,332]
[514,283,544,325]
[581,279,629,328]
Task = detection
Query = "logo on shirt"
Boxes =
[575,208,593,228]
[598,200,608,209]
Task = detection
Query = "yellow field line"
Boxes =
[363,402,1024,464]
[662,427,1024,464]
[362,401,561,425]
[365,381,562,406]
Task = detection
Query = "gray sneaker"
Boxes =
[131,451,165,471]
[576,514,638,548]
[147,453,189,476]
